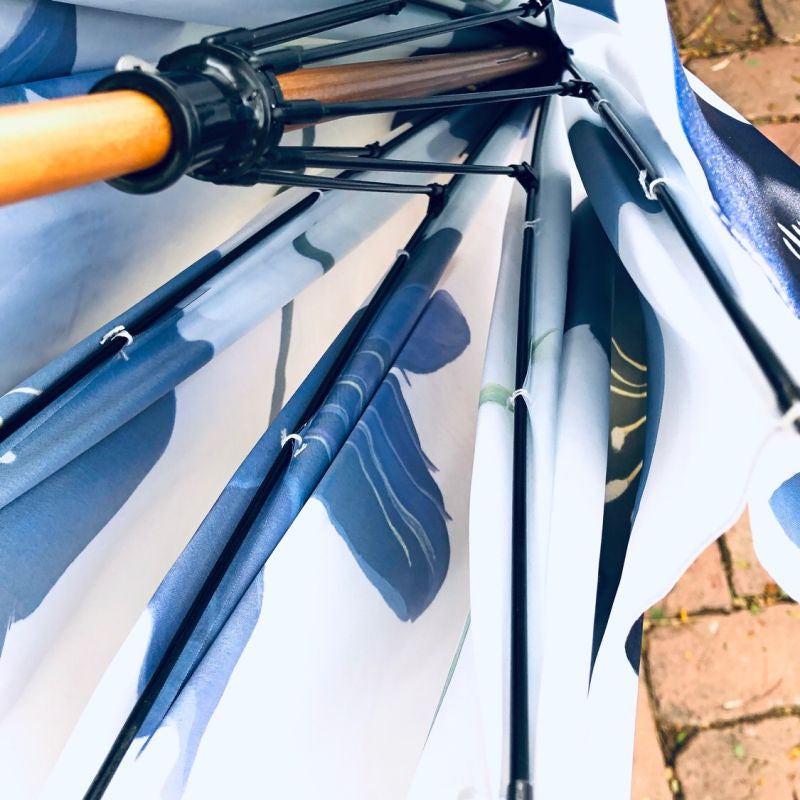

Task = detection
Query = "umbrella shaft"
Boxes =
[280,46,543,104]
[0,92,171,205]
[0,46,542,205]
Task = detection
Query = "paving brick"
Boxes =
[757,121,800,163]
[659,542,730,616]
[689,45,800,120]
[631,677,671,800]
[676,717,800,799]
[763,0,800,44]
[668,0,761,52]
[648,606,800,727]
[725,509,782,598]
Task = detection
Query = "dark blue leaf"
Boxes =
[317,290,470,621]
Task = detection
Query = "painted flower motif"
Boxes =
[317,290,470,621]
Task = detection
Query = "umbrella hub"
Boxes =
[92,42,285,193]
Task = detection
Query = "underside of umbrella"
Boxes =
[2,2,800,799]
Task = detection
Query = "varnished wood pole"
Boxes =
[0,46,543,205]
[279,46,544,103]
[0,91,172,205]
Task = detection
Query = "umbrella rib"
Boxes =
[566,60,800,426]
[262,149,521,175]
[273,1,551,68]
[203,0,406,52]
[249,169,443,195]
[505,107,546,800]
[0,195,320,446]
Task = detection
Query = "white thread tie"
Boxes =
[100,325,134,361]
[280,429,307,457]
[507,388,532,409]
[638,170,667,201]
[779,400,800,431]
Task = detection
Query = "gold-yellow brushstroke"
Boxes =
[610,385,647,399]
[610,367,647,389]
[611,415,646,451]
[611,338,647,372]
[605,460,644,503]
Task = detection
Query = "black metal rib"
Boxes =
[252,169,442,195]
[506,102,547,800]
[203,0,405,51]
[265,2,543,67]
[0,194,318,446]
[275,143,381,157]
[264,149,520,175]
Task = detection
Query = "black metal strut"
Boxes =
[89,2,559,195]
[262,147,524,175]
[270,1,550,69]
[245,169,444,196]
[274,142,381,157]
[203,0,406,51]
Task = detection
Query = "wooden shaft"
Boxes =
[0,91,172,205]
[0,46,543,205]
[279,46,544,103]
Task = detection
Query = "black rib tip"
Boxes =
[506,779,534,800]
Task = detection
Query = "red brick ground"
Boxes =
[631,513,799,799]
[630,6,800,797]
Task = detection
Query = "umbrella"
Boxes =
[1,2,800,798]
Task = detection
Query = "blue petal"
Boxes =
[769,473,800,549]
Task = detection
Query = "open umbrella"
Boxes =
[2,2,800,799]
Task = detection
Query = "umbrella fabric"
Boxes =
[45,105,535,800]
[0,102,499,796]
[420,103,651,799]
[550,1,800,796]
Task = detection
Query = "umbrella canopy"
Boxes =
[2,2,800,799]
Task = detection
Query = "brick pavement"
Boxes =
[632,514,800,799]
[629,5,800,797]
